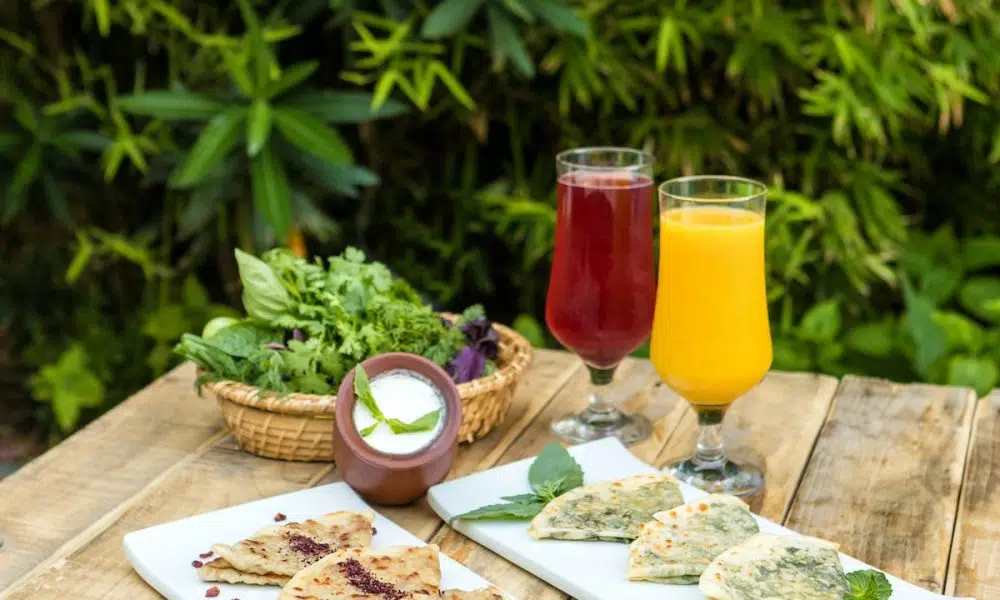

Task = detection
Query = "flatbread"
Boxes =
[528,474,684,542]
[627,494,759,584]
[439,587,504,599]
[197,510,374,584]
[699,533,848,600]
[278,544,441,600]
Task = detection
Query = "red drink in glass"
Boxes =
[545,172,656,368]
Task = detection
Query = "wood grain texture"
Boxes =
[946,391,1000,599]
[655,371,839,521]
[785,376,977,593]
[0,363,221,590]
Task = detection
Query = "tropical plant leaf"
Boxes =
[278,91,408,123]
[267,61,319,99]
[118,91,227,121]
[250,145,293,240]
[421,0,485,39]
[246,99,272,156]
[531,0,588,37]
[171,108,246,188]
[273,108,353,164]
[41,175,74,227]
[487,5,535,78]
[236,0,270,91]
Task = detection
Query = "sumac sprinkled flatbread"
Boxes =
[528,474,683,543]
[278,544,441,600]
[197,511,374,585]
[439,587,504,600]
[699,533,848,600]
[627,494,759,584]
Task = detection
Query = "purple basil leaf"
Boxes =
[447,346,486,383]
[292,328,305,341]
[460,318,499,360]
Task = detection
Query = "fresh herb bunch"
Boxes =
[174,248,497,394]
[454,442,584,520]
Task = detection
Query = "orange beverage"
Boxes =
[650,206,772,406]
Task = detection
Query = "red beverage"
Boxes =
[545,172,656,368]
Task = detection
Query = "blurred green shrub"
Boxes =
[2,0,1000,438]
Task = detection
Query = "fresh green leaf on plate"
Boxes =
[844,569,892,600]
[529,441,583,496]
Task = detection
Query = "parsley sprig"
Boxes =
[454,443,584,520]
[353,366,440,437]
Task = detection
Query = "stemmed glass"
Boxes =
[650,176,771,495]
[545,148,657,445]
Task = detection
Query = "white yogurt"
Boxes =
[353,369,446,455]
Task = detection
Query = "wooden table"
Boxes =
[0,351,996,599]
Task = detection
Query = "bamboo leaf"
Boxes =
[487,6,535,77]
[92,0,111,36]
[118,91,227,121]
[222,50,255,96]
[502,0,534,22]
[250,145,293,241]
[266,61,319,99]
[42,175,74,227]
[273,108,354,164]
[246,99,272,157]
[279,91,408,122]
[53,131,112,152]
[287,146,379,197]
[171,108,246,188]
[422,0,485,39]
[236,0,269,92]
[531,0,588,37]
[428,61,476,110]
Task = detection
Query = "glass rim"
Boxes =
[556,146,654,171]
[659,175,767,203]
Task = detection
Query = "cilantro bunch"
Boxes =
[175,247,497,395]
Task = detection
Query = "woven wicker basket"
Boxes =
[200,317,533,462]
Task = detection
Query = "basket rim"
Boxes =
[200,317,533,417]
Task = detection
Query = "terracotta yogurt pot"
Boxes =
[333,353,461,506]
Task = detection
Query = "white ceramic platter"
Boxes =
[427,438,973,600]
[124,482,511,600]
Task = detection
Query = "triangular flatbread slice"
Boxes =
[699,533,848,599]
[627,494,759,584]
[278,544,441,600]
[197,510,374,584]
[439,587,505,600]
[528,474,684,542]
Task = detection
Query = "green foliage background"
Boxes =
[2,0,1000,440]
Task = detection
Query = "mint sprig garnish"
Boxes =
[455,442,583,520]
[844,569,893,600]
[354,366,440,437]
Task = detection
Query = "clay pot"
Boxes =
[333,353,461,506]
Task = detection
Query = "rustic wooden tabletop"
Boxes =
[0,350,996,599]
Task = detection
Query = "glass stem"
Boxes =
[693,408,727,469]
[586,365,617,414]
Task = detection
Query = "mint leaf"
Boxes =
[353,366,384,421]
[360,422,379,437]
[385,409,441,434]
[453,498,546,521]
[844,570,893,600]
[501,494,541,503]
[532,476,568,503]
[529,442,583,496]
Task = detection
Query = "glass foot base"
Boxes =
[666,457,764,497]
[551,410,652,446]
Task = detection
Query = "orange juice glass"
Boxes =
[650,176,771,496]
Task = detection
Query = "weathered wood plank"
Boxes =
[655,371,839,522]
[0,363,222,590]
[0,350,581,599]
[785,376,976,593]
[946,391,1000,599]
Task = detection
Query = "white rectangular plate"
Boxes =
[124,482,512,600]
[428,438,973,600]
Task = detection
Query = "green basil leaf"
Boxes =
[844,569,892,600]
[528,442,583,495]
[234,248,293,321]
[353,366,384,421]
[385,409,441,434]
[453,499,546,521]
